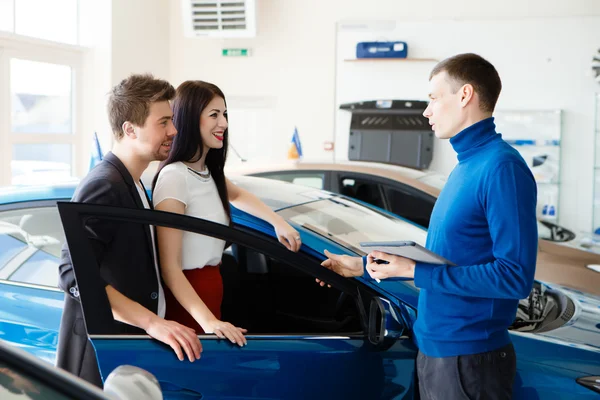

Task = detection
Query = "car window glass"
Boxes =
[0,235,27,270]
[278,197,428,254]
[222,241,362,334]
[9,250,59,287]
[0,206,64,287]
[340,177,385,209]
[259,173,324,190]
[386,187,435,228]
[0,362,70,400]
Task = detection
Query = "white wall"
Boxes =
[111,0,170,85]
[79,0,112,166]
[166,0,600,233]
[334,17,600,233]
[79,0,171,163]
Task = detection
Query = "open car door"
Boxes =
[57,202,418,399]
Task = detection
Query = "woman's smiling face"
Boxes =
[199,96,228,150]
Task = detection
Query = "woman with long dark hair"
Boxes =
[152,81,301,346]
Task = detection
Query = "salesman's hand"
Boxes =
[145,316,203,362]
[317,250,363,287]
[366,251,416,280]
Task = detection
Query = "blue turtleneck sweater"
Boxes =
[411,117,538,357]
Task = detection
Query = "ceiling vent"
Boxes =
[182,0,257,38]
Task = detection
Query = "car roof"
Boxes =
[227,160,443,198]
[0,183,77,205]
[0,177,328,212]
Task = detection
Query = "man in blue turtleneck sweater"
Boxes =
[322,53,537,400]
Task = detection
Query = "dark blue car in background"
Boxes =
[0,176,599,399]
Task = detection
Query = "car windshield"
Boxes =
[279,196,572,333]
[278,197,427,254]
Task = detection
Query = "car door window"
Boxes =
[255,172,325,190]
[222,242,362,334]
[0,235,27,271]
[386,186,435,228]
[0,206,63,287]
[58,203,363,336]
[9,250,59,287]
[339,177,385,209]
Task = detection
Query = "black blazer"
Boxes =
[56,152,160,387]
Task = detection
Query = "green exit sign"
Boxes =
[222,48,250,57]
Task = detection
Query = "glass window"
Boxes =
[339,177,385,210]
[14,0,78,44]
[291,177,323,189]
[222,242,361,334]
[0,0,14,32]
[386,187,435,228]
[261,173,325,190]
[278,197,428,254]
[11,144,74,185]
[0,234,27,270]
[9,249,59,287]
[11,59,73,134]
[0,206,64,287]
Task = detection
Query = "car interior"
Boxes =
[339,177,435,228]
[220,243,364,335]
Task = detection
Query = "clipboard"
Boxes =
[359,241,456,266]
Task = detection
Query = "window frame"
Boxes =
[0,34,86,186]
[57,202,369,336]
[383,182,437,228]
[333,171,390,211]
[331,171,438,220]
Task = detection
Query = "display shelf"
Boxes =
[495,109,562,222]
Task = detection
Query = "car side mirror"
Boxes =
[368,297,406,349]
[104,365,163,400]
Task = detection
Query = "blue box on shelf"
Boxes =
[356,41,408,59]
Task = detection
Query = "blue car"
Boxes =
[0,177,599,399]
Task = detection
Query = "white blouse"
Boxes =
[153,162,229,270]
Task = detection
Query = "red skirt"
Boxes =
[164,265,223,334]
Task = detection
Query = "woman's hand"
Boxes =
[204,319,248,347]
[273,218,302,252]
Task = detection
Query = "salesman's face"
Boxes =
[422,71,464,140]
[133,101,178,162]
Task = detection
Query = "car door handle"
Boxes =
[159,381,203,399]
